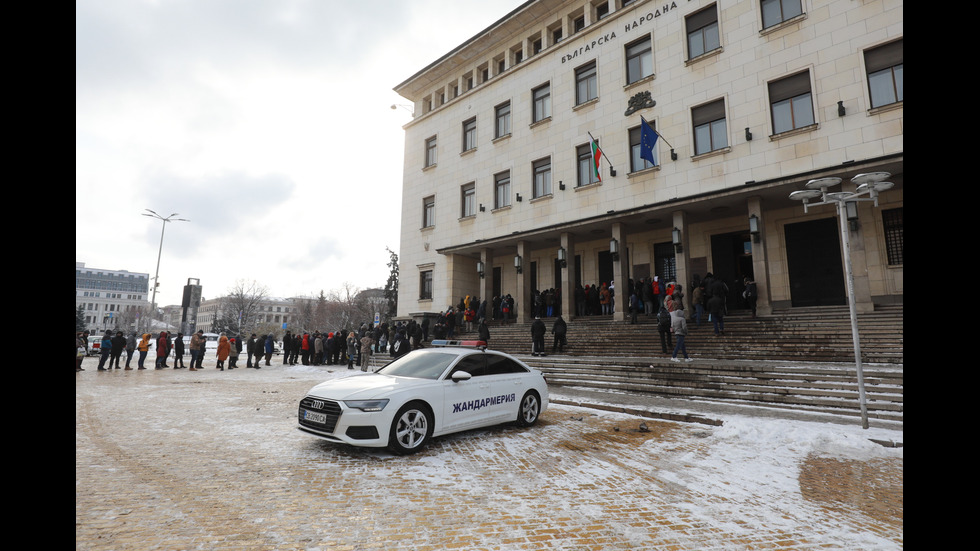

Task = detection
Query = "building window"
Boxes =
[761,0,803,29]
[424,136,437,167]
[552,27,563,44]
[577,143,600,187]
[595,1,610,20]
[625,36,653,84]
[687,4,720,59]
[533,38,543,54]
[495,101,511,138]
[497,58,506,74]
[692,99,728,155]
[865,39,903,109]
[533,157,552,198]
[769,71,814,134]
[573,15,585,33]
[629,124,657,171]
[419,270,433,300]
[514,50,523,64]
[494,171,511,209]
[533,83,551,122]
[461,183,476,218]
[882,207,903,266]
[462,118,477,152]
[575,61,598,104]
[422,196,435,228]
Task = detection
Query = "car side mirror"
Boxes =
[451,371,472,383]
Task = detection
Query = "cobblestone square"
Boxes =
[76,361,902,550]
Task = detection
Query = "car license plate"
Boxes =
[302,409,327,424]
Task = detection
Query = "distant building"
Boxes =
[76,262,150,333]
[393,0,903,322]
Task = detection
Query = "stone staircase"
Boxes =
[382,305,904,422]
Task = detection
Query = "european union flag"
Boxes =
[640,116,658,167]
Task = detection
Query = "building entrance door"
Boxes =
[784,217,846,307]
[710,231,755,311]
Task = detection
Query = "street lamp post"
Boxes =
[143,209,189,333]
[789,172,894,430]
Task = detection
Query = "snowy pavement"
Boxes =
[76,359,902,550]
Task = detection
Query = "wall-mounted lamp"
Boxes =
[476,261,485,279]
[479,204,485,212]
[516,193,523,202]
[609,168,617,177]
[557,247,567,267]
[672,227,683,253]
[670,149,678,161]
[837,101,846,117]
[559,180,565,191]
[745,127,753,141]
[609,238,620,261]
[845,201,859,231]
[748,214,760,243]
[514,255,523,273]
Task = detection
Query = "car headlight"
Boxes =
[343,399,390,412]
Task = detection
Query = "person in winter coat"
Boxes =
[196,333,206,369]
[708,292,726,336]
[599,283,612,315]
[657,305,673,354]
[173,332,185,369]
[346,332,358,369]
[189,331,202,371]
[125,332,137,369]
[228,338,240,369]
[110,331,126,369]
[300,333,311,365]
[155,331,169,369]
[531,317,546,356]
[247,334,257,367]
[263,334,274,366]
[137,333,151,370]
[692,284,705,327]
[743,276,758,318]
[359,333,374,371]
[216,334,230,371]
[670,308,692,362]
[97,330,113,371]
[478,319,491,344]
[551,315,567,353]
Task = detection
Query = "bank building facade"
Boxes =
[393,0,903,324]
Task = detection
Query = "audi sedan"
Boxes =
[297,340,549,455]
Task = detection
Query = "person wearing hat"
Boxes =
[173,332,185,368]
[530,316,546,356]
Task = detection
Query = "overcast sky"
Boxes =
[76,0,525,306]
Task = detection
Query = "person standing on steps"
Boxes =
[670,308,693,362]
[531,316,546,356]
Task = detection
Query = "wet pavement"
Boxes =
[76,358,902,550]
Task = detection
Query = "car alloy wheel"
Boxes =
[517,391,540,427]
[388,402,432,455]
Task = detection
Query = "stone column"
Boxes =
[516,241,531,324]
[611,223,629,322]
[747,196,772,316]
[672,211,690,318]
[560,232,575,321]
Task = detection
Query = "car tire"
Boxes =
[516,391,541,427]
[387,402,433,455]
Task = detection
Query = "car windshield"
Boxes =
[376,350,459,380]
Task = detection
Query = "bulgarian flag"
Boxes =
[588,133,603,182]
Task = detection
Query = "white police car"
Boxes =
[297,340,549,454]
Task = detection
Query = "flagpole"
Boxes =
[587,131,615,169]
[641,116,674,150]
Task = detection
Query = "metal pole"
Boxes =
[837,200,870,429]
[149,218,167,332]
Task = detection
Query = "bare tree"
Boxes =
[224,280,269,334]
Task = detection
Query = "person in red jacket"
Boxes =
[155,331,169,369]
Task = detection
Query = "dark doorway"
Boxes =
[710,231,755,310]
[784,217,846,307]
[597,251,613,286]
[492,267,501,301]
[652,242,676,283]
[553,258,563,289]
